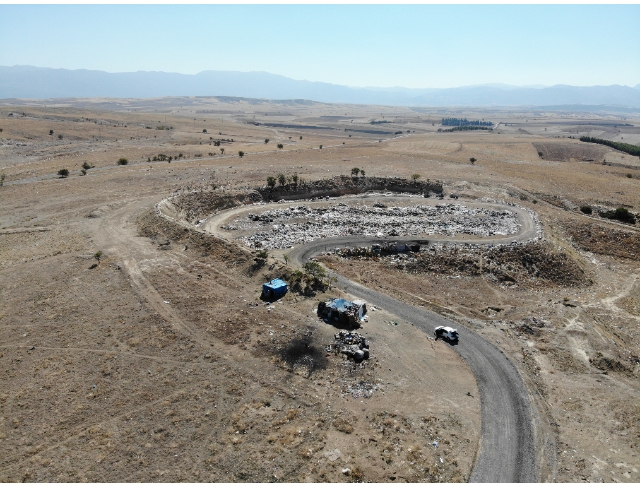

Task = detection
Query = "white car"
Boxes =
[435,326,459,342]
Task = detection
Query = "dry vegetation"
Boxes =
[1,98,639,482]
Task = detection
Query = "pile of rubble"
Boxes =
[330,331,370,362]
[229,202,520,249]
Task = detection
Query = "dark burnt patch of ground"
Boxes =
[531,141,610,163]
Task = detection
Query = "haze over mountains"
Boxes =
[1,65,639,108]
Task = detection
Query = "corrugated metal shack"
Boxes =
[318,298,367,328]
[262,278,288,300]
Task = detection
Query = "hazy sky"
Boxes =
[1,4,638,89]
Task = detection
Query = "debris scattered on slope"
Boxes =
[228,203,521,249]
[332,331,370,362]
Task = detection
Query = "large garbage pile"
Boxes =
[331,331,370,362]
[228,203,520,249]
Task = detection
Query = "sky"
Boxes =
[1,4,639,89]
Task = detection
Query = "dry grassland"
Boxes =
[1,98,639,482]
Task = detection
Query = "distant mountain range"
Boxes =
[1,65,639,108]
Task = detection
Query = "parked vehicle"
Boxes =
[434,326,459,342]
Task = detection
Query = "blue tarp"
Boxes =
[262,278,288,299]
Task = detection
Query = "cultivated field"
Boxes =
[1,97,639,482]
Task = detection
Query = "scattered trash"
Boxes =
[348,380,379,398]
[432,441,438,448]
[163,301,170,304]
[342,468,351,475]
[231,202,521,250]
[334,331,370,362]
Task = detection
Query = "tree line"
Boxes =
[438,126,493,133]
[579,136,640,157]
[441,118,493,127]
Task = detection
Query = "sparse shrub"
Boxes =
[267,176,276,188]
[0,173,5,186]
[600,207,636,224]
[470,157,477,164]
[220,148,225,155]
[626,173,633,178]
[351,167,360,176]
[117,157,128,165]
[299,136,302,140]
[303,261,326,280]
[49,129,53,135]
[94,251,103,261]
[80,168,87,176]
[291,173,298,186]
[538,151,544,158]
[277,143,284,149]
[238,151,244,158]
[203,129,207,133]
[412,173,420,181]
[57,134,63,140]
[0,128,3,132]
[278,173,286,186]
[57,168,69,178]
[264,138,269,144]
[580,205,592,215]
[256,250,269,260]
[82,161,92,170]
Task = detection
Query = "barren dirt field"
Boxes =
[1,98,639,482]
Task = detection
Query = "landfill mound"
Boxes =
[230,203,520,249]
[257,175,443,201]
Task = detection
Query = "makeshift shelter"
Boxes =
[318,298,367,328]
[262,278,288,300]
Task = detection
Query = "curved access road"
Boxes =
[174,196,539,483]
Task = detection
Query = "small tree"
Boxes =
[0,173,5,187]
[277,143,284,149]
[470,157,477,164]
[303,261,326,280]
[264,138,269,144]
[412,174,420,181]
[351,167,360,176]
[117,157,128,165]
[220,148,225,155]
[238,151,244,158]
[49,129,54,136]
[58,134,63,140]
[267,176,276,188]
[360,169,366,177]
[202,129,207,133]
[299,136,302,140]
[58,168,69,178]
[319,145,323,149]
[278,173,286,186]
[82,161,93,170]
[292,173,298,186]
